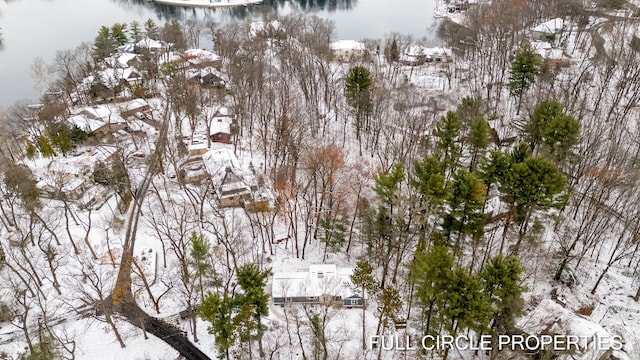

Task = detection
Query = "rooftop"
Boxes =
[272,264,357,299]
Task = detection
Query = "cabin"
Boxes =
[330,40,367,62]
[272,264,364,308]
[209,118,232,144]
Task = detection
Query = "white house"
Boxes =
[330,40,367,62]
[272,264,363,307]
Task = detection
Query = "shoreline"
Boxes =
[152,0,264,8]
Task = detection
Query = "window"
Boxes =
[285,297,292,302]
[350,298,360,305]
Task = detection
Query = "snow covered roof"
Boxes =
[117,43,136,53]
[216,107,232,117]
[69,105,125,132]
[202,148,242,180]
[67,114,105,133]
[118,98,149,114]
[330,40,366,51]
[188,141,208,152]
[186,67,226,83]
[136,37,164,50]
[272,264,357,299]
[77,105,125,122]
[518,299,615,359]
[218,167,251,198]
[532,18,564,34]
[183,49,221,65]
[105,53,138,68]
[209,118,231,135]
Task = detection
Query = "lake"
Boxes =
[0,0,440,108]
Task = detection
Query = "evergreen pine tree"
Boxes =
[94,25,117,61]
[129,20,143,42]
[411,244,454,335]
[144,18,159,39]
[376,286,403,335]
[480,254,526,334]
[524,99,563,152]
[200,292,235,360]
[189,232,217,300]
[36,135,56,158]
[351,260,378,350]
[456,96,483,127]
[501,155,567,248]
[442,169,486,251]
[525,100,580,162]
[110,23,129,46]
[435,111,462,172]
[235,264,270,357]
[373,163,405,210]
[509,43,542,114]
[345,65,373,140]
[478,150,511,194]
[384,37,399,63]
[468,116,491,171]
[411,155,447,236]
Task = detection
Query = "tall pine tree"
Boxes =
[509,43,542,114]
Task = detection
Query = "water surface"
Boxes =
[0,0,439,108]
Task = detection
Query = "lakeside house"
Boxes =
[272,264,364,308]
[400,46,453,65]
[330,40,367,62]
[67,105,127,134]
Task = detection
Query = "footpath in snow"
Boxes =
[152,0,263,7]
